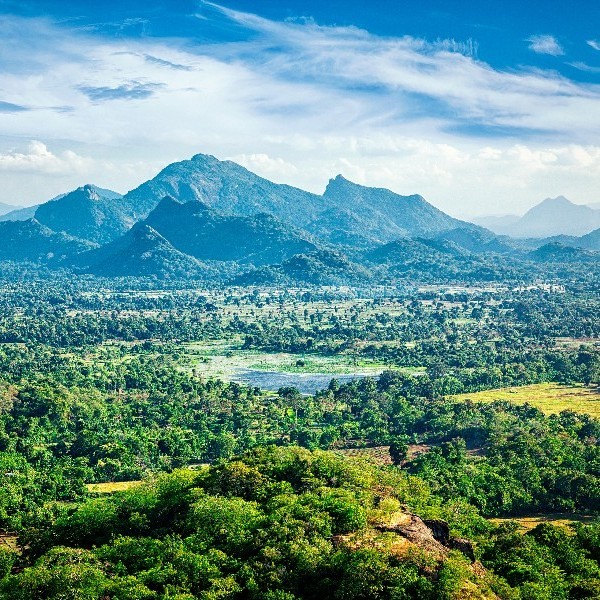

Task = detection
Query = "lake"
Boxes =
[231,369,380,395]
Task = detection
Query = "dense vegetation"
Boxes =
[0,274,597,598]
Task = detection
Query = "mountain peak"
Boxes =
[538,195,572,207]
[526,195,594,216]
[77,184,101,201]
[190,153,220,165]
[154,195,184,211]
[324,174,357,194]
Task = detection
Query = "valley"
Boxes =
[0,155,598,599]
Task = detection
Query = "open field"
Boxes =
[490,514,598,532]
[0,533,18,551]
[86,481,141,494]
[451,383,600,418]
[182,339,390,379]
[335,446,393,465]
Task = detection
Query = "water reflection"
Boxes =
[231,369,378,395]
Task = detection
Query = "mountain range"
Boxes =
[473,196,600,238]
[0,153,598,282]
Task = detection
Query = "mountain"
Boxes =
[528,242,599,263]
[430,227,516,254]
[71,222,216,278]
[480,197,600,238]
[234,249,371,286]
[0,219,94,263]
[0,205,38,222]
[70,196,320,277]
[122,153,324,224]
[470,214,520,232]
[587,202,600,210]
[318,175,469,243]
[34,185,129,244]
[143,196,317,265]
[0,201,20,216]
[121,153,471,245]
[514,197,600,237]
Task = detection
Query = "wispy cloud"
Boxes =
[0,100,28,112]
[0,7,599,213]
[526,34,564,56]
[587,40,600,51]
[143,54,192,71]
[78,81,164,101]
[568,61,600,74]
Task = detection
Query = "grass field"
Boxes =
[180,340,391,380]
[86,481,140,494]
[335,446,393,465]
[0,533,18,551]
[490,513,597,532]
[451,383,600,419]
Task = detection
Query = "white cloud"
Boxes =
[0,9,599,214]
[229,153,298,181]
[0,141,92,174]
[527,34,564,56]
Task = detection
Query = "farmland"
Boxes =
[452,382,600,419]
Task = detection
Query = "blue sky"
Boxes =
[0,0,599,215]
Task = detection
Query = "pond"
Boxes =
[231,369,380,395]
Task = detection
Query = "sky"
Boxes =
[0,1,599,217]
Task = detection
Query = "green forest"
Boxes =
[0,274,597,599]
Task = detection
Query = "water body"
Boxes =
[231,369,380,395]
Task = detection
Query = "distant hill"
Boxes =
[34,185,129,244]
[144,197,318,265]
[0,201,20,216]
[476,197,600,238]
[578,228,600,251]
[430,227,516,254]
[528,242,599,263]
[0,204,38,222]
[235,249,371,286]
[71,223,217,278]
[364,238,510,282]
[0,219,94,263]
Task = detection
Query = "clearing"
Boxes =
[451,383,600,419]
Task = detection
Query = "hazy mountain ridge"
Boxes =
[475,196,600,238]
[0,205,39,222]
[0,201,20,216]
